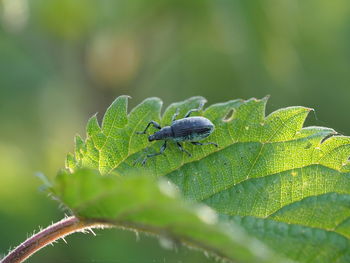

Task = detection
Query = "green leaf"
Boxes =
[59,96,350,262]
[53,168,284,263]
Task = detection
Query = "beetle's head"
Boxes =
[147,127,171,142]
[148,134,156,142]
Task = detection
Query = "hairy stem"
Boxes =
[2,216,231,263]
[1,216,111,263]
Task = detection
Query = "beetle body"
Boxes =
[137,103,218,165]
[149,116,214,142]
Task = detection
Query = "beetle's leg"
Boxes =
[176,142,192,157]
[136,121,161,134]
[184,101,205,118]
[171,108,180,123]
[141,141,167,165]
[133,146,149,165]
[191,141,218,147]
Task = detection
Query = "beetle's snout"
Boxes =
[148,134,156,142]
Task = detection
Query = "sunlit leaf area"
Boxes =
[55,96,350,263]
[1,1,350,262]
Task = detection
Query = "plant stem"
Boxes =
[1,216,110,263]
[2,216,232,263]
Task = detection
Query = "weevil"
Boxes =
[136,102,218,165]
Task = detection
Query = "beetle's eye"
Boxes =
[148,135,155,142]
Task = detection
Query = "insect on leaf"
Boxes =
[56,96,350,263]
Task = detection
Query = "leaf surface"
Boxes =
[61,96,350,262]
[53,168,282,263]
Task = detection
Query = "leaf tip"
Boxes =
[262,95,271,101]
[120,94,132,99]
[144,96,163,105]
[86,113,101,136]
[320,132,340,144]
[102,96,130,131]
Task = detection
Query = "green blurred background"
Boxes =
[1,0,350,262]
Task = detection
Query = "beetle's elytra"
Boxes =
[136,102,218,165]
